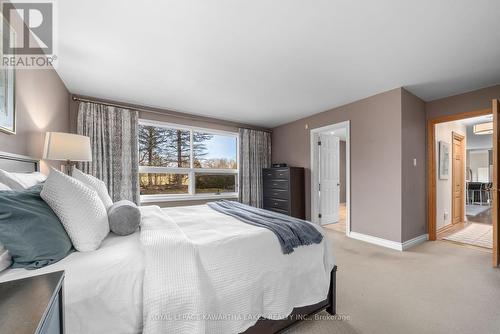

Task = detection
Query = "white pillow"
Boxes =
[0,169,46,190]
[0,182,11,191]
[0,245,12,272]
[41,168,109,252]
[72,167,113,209]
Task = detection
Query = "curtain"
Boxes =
[77,102,140,204]
[239,128,272,207]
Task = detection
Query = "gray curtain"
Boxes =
[77,102,140,204]
[239,128,272,207]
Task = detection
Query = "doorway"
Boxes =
[310,121,350,236]
[427,100,500,267]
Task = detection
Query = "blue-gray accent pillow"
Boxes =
[0,185,73,269]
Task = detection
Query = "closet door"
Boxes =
[318,134,340,225]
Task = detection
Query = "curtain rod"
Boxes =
[72,96,272,133]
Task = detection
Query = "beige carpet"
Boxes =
[443,223,492,249]
[285,229,500,334]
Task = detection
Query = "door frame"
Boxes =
[427,107,491,241]
[492,99,500,267]
[451,131,465,225]
[310,120,351,236]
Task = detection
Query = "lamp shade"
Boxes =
[43,132,92,162]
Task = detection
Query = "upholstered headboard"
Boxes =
[0,151,40,173]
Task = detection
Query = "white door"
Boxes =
[318,134,340,225]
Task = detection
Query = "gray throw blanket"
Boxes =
[207,200,323,254]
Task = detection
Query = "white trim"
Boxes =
[402,234,429,250]
[139,118,238,136]
[310,121,351,236]
[349,232,404,251]
[348,232,429,251]
[141,193,239,203]
[139,166,238,174]
[189,130,195,195]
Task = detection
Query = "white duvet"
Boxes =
[0,204,334,334]
[0,231,145,334]
[141,205,335,334]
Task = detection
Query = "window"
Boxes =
[139,120,238,201]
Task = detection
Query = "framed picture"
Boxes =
[0,14,16,134]
[439,141,450,180]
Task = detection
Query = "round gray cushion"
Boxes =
[108,200,141,236]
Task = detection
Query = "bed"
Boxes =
[0,151,337,334]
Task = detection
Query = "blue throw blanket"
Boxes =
[207,200,323,254]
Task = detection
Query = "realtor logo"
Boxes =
[3,2,53,54]
[1,0,57,68]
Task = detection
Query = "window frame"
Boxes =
[139,119,239,203]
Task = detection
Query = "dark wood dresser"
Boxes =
[263,167,305,219]
[0,271,65,334]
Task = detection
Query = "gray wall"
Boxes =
[0,68,70,174]
[68,94,267,134]
[426,84,500,119]
[272,88,404,242]
[401,89,427,241]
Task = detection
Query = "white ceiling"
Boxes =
[57,0,500,127]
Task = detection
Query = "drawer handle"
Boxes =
[273,183,278,186]
[274,202,278,206]
[273,192,278,196]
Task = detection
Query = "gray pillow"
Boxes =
[108,200,141,236]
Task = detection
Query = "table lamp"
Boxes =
[43,132,92,175]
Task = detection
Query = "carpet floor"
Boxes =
[285,229,500,334]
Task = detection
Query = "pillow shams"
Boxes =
[72,167,113,209]
[41,168,109,252]
[0,169,46,190]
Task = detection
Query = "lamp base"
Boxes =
[60,160,75,176]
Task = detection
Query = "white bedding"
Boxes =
[0,204,335,334]
[141,205,335,334]
[0,231,145,334]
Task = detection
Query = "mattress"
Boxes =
[0,231,145,334]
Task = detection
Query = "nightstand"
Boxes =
[0,271,65,334]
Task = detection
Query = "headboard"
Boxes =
[0,151,40,173]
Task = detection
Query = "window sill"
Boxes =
[140,193,239,203]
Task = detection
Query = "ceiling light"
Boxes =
[473,122,493,135]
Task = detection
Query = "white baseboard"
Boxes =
[348,232,428,251]
[402,234,429,251]
[348,232,404,251]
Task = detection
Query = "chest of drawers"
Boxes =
[262,167,305,219]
